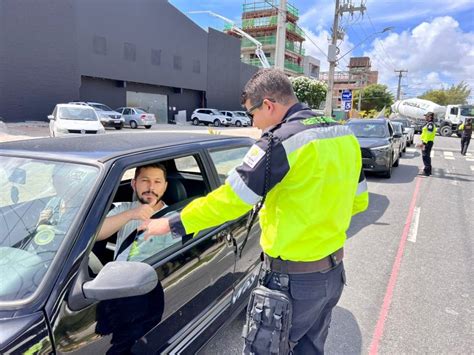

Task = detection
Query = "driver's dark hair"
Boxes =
[241,68,297,106]
[134,163,167,180]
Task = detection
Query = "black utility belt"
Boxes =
[264,248,343,274]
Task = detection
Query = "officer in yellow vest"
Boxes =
[459,117,472,155]
[418,112,437,176]
[141,69,368,354]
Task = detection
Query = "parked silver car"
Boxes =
[69,102,124,129]
[116,107,156,129]
[191,108,229,127]
[392,121,407,154]
[219,111,251,127]
[391,118,415,146]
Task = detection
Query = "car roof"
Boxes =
[0,132,250,164]
[57,104,95,109]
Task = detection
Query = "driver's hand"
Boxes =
[131,204,155,221]
[139,218,171,240]
[38,209,53,225]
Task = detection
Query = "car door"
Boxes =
[205,141,262,312]
[121,108,132,125]
[49,146,239,354]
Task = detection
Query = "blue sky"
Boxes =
[170,0,474,101]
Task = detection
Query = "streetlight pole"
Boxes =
[323,1,367,117]
[323,0,340,117]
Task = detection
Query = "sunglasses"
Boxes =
[246,98,276,119]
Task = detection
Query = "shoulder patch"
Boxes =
[243,144,266,169]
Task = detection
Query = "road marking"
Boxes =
[369,176,422,355]
[430,151,434,158]
[443,151,454,156]
[466,158,474,162]
[445,156,455,160]
[466,153,472,156]
[471,166,474,171]
[408,207,421,243]
[406,148,416,153]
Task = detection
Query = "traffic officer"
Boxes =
[140,68,369,354]
[459,117,472,156]
[418,112,437,176]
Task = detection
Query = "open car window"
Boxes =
[0,157,99,303]
[94,154,210,266]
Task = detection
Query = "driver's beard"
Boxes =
[136,190,161,207]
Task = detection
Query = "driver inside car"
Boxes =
[97,163,177,261]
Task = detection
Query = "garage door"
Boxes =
[126,91,168,124]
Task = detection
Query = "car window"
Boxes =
[348,122,387,138]
[123,108,131,115]
[135,108,146,114]
[0,158,99,302]
[58,107,98,121]
[175,156,201,173]
[97,155,209,265]
[209,146,251,184]
[387,122,394,136]
[90,103,113,112]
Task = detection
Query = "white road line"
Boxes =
[466,158,474,162]
[470,166,474,171]
[466,153,472,156]
[430,151,435,158]
[406,148,416,153]
[408,207,421,243]
[444,151,454,156]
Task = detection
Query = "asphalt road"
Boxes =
[200,135,473,354]
[2,124,472,354]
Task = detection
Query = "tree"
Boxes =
[290,76,327,109]
[354,84,394,112]
[418,82,471,105]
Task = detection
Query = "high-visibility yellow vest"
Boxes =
[170,104,369,262]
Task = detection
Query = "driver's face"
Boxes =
[132,167,167,206]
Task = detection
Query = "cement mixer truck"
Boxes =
[391,98,474,137]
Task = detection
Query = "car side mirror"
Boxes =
[394,133,402,138]
[82,261,158,301]
[48,115,55,120]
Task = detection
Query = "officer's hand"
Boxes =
[130,204,155,221]
[138,218,171,240]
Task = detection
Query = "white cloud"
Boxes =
[363,16,474,98]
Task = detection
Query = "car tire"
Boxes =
[439,125,452,137]
[382,159,392,178]
[144,125,152,129]
[213,119,221,127]
[192,118,199,126]
[393,154,400,167]
[235,120,242,127]
[130,120,138,129]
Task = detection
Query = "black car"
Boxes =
[0,133,261,354]
[347,118,402,178]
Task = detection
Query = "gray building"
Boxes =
[0,0,257,123]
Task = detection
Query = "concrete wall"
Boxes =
[0,0,257,123]
[0,0,80,122]
[75,0,208,92]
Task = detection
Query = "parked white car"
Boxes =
[69,102,124,129]
[115,107,156,129]
[48,104,105,137]
[219,111,251,127]
[190,108,229,127]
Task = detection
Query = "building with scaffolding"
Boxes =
[319,57,378,110]
[226,0,307,76]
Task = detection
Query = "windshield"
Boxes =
[90,103,113,112]
[0,158,99,303]
[58,107,98,121]
[234,111,248,117]
[392,123,403,134]
[210,109,221,115]
[348,122,388,138]
[135,108,146,114]
[460,106,474,117]
[392,120,409,128]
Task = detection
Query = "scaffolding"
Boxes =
[231,0,305,75]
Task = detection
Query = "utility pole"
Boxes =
[274,0,287,70]
[395,69,408,100]
[324,0,366,117]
